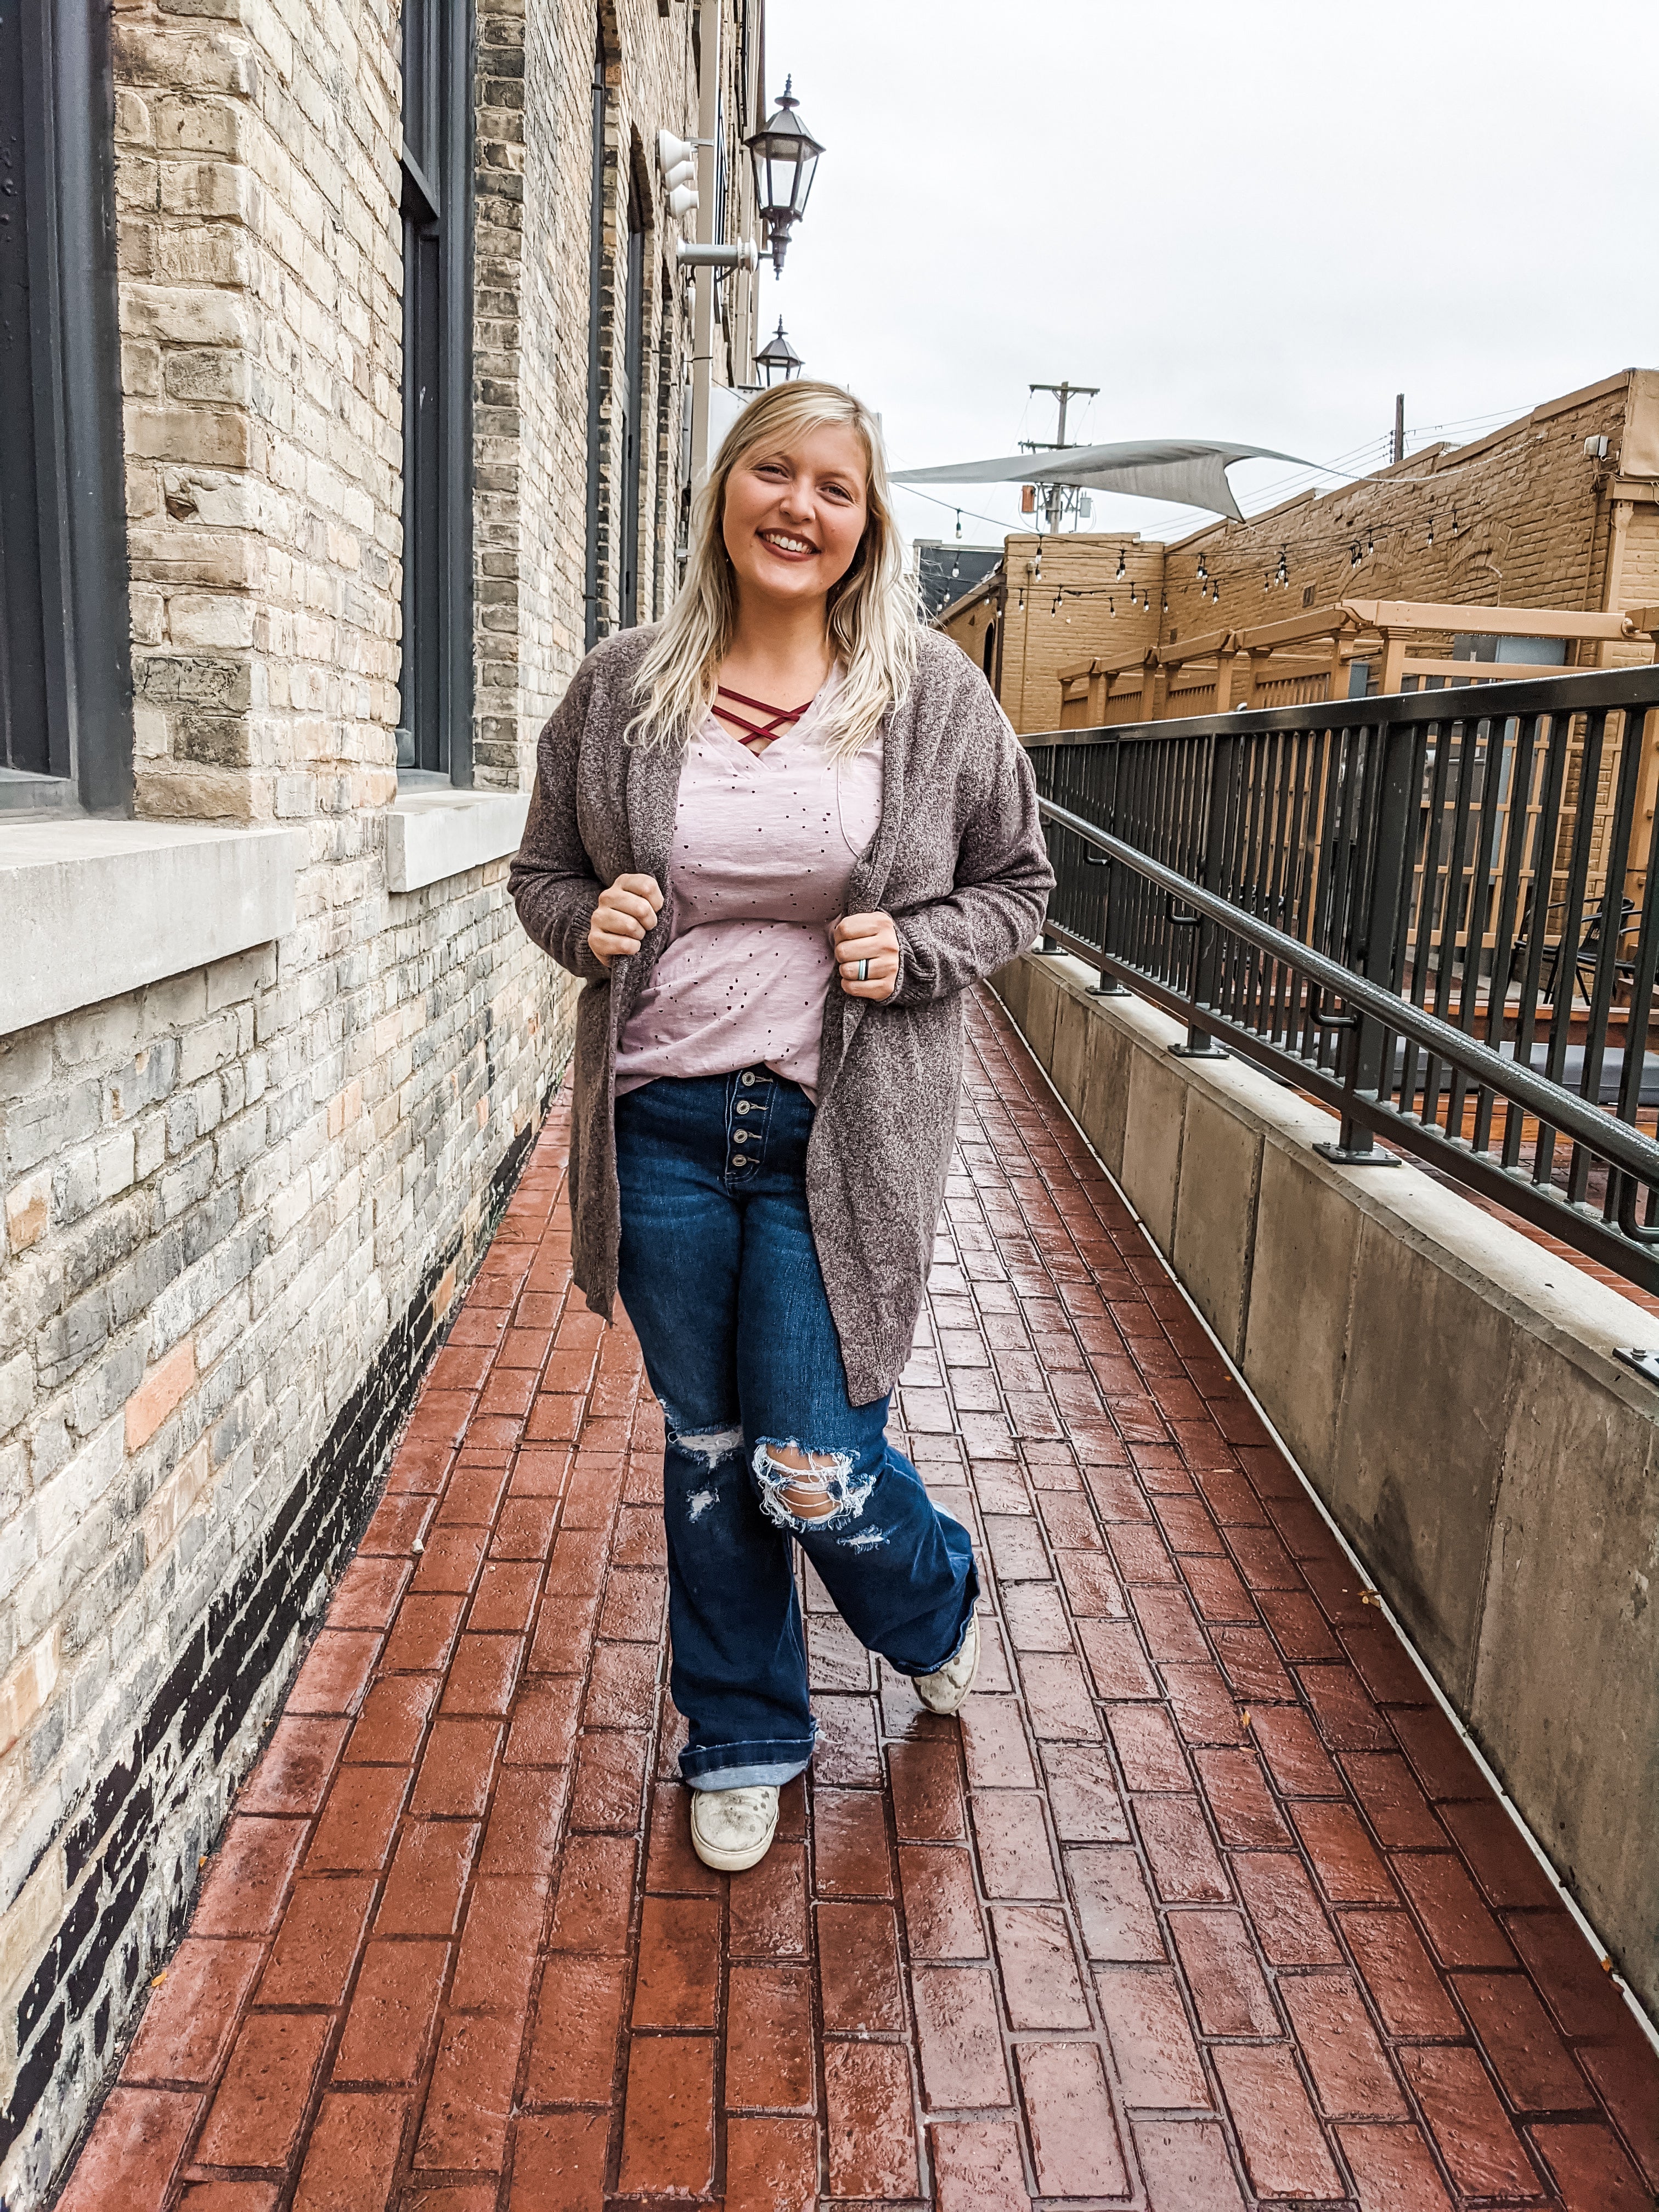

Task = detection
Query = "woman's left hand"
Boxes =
[832,911,900,1002]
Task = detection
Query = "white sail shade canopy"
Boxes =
[891,438,1316,523]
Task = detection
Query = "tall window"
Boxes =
[0,0,132,814]
[618,182,646,630]
[399,0,473,782]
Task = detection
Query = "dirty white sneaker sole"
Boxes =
[911,1612,980,1716]
[690,1783,780,1872]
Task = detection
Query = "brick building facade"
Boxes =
[946,371,1659,731]
[0,2,766,2199]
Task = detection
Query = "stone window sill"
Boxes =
[0,820,303,1040]
[0,768,84,816]
[386,787,530,894]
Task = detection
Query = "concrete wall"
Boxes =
[996,950,1659,2017]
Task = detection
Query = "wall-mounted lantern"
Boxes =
[746,78,823,276]
[757,319,803,385]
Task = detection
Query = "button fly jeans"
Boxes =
[614,1068,978,1791]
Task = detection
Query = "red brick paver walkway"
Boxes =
[60,995,1659,2210]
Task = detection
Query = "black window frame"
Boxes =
[618,178,646,630]
[583,31,608,655]
[0,0,133,816]
[398,0,475,786]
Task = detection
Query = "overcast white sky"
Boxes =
[754,0,1659,550]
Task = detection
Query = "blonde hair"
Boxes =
[627,379,918,759]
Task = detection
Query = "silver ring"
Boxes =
[857,958,869,983]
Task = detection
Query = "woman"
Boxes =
[509,380,1052,1873]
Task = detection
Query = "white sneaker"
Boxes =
[911,1613,980,1716]
[690,1784,780,1872]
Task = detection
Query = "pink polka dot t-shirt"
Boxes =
[613,675,883,1103]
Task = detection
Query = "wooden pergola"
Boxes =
[1056,599,1659,727]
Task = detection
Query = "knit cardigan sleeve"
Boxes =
[887,679,1054,1006]
[507,655,610,984]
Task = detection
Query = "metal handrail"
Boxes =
[1022,659,1659,1289]
[1036,791,1659,1187]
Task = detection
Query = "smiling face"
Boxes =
[720,420,871,617]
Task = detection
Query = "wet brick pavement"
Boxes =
[57,992,1659,2209]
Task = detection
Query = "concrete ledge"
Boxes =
[1,820,302,1039]
[996,948,1659,2011]
[386,789,529,893]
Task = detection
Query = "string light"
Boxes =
[1115,548,1127,579]
[1427,513,1435,546]
[955,510,963,541]
[1161,591,1169,613]
[1196,555,1208,582]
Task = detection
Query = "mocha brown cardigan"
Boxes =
[507,623,1053,1406]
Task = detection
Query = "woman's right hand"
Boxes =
[588,872,663,967]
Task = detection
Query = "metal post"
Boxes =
[1089,741,1131,994]
[1084,854,1129,994]
[1313,715,1412,1165]
[1170,732,1227,1058]
[1311,1007,1400,1166]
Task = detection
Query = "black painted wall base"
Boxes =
[6,1074,563,2178]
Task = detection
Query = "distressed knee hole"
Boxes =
[752,1439,875,1534]
[668,1421,745,1471]
[764,1444,842,1520]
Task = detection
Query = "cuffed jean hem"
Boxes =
[681,1752,818,1787]
[915,1595,980,1679]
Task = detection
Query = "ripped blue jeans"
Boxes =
[614,1068,978,1791]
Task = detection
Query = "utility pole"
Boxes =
[1022,380,1099,533]
[1392,392,1404,467]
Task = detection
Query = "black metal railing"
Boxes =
[1024,663,1659,1300]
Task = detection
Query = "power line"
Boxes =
[893,484,1052,538]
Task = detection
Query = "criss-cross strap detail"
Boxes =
[714,684,814,755]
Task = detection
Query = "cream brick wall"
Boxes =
[0,1,760,2198]
[113,0,403,825]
